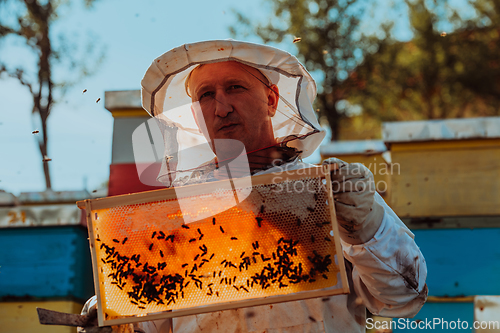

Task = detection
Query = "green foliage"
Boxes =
[231,0,368,140]
[344,0,500,121]
[0,0,104,189]
[233,0,500,141]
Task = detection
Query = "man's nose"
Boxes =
[214,91,233,118]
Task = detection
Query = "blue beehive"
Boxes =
[383,117,500,332]
[0,190,95,332]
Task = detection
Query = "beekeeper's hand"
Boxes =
[77,296,149,333]
[323,158,384,245]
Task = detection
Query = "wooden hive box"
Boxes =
[0,190,95,333]
[383,117,500,218]
[77,166,349,326]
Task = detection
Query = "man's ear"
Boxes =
[267,84,279,117]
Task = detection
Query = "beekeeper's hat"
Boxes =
[141,40,325,185]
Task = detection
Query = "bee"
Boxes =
[32,130,39,134]
[96,98,101,103]
[42,156,52,162]
[83,89,87,94]
[293,36,302,43]
[181,224,190,229]
[441,31,447,37]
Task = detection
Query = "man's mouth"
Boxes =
[218,123,238,132]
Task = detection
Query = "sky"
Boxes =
[0,0,420,196]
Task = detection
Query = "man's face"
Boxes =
[188,61,279,156]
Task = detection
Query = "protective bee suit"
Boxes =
[80,40,427,333]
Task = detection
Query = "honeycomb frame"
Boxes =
[78,165,349,326]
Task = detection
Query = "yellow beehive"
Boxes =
[0,300,82,333]
[383,117,500,218]
[78,166,348,326]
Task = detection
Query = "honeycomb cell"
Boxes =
[89,173,345,322]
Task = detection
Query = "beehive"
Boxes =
[78,166,348,326]
[384,117,500,218]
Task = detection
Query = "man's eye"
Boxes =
[228,85,244,91]
[199,91,214,100]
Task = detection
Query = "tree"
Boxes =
[342,0,500,121]
[0,0,104,189]
[231,0,368,141]
[233,0,500,141]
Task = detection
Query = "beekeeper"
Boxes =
[79,40,427,333]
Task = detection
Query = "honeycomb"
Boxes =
[89,174,344,323]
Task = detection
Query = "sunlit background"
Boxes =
[2,0,486,195]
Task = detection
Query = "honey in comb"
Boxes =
[92,176,340,319]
